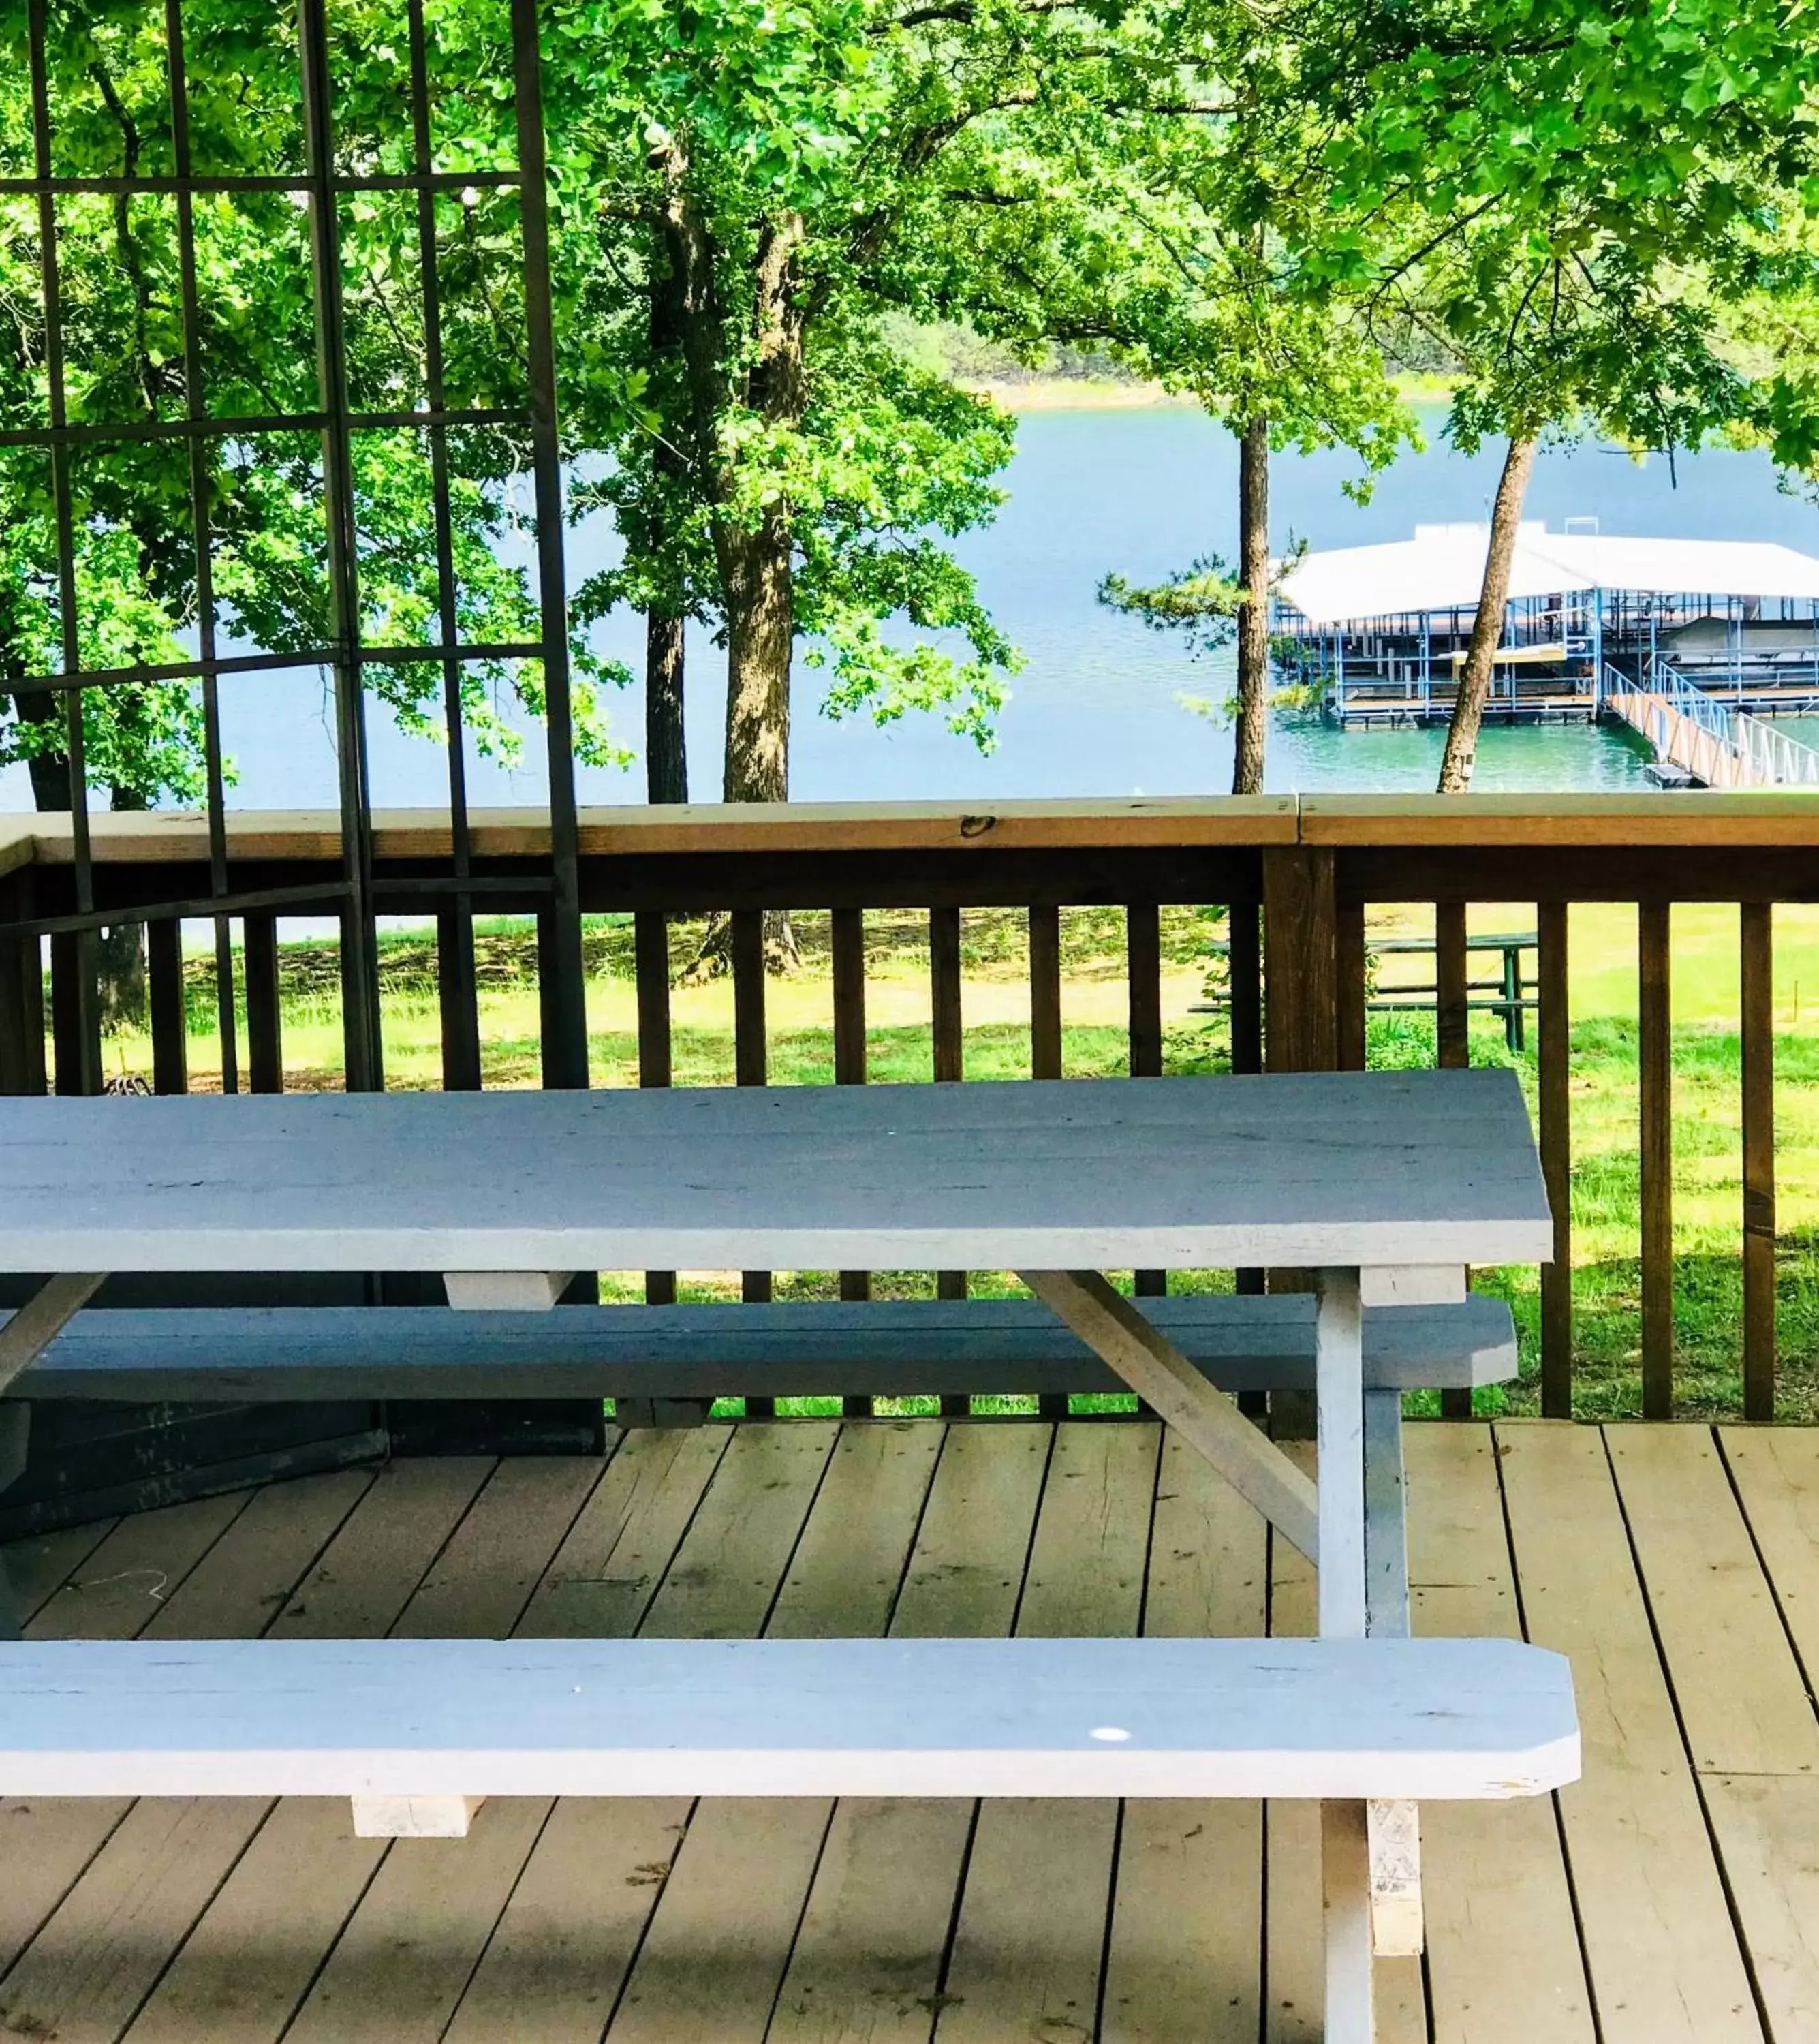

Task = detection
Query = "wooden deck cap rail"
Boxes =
[11,791,1819,867]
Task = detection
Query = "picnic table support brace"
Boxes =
[0,1274,104,1639]
[1016,1269,1319,1560]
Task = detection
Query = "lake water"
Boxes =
[11,403,1819,810]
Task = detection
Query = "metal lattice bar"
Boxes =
[409,0,481,1092]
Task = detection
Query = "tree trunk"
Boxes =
[1233,413,1271,796]
[720,512,794,803]
[644,232,690,807]
[1438,435,1539,792]
[645,613,688,803]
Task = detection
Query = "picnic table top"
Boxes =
[0,1070,1551,1275]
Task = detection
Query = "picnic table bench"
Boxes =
[0,1070,1575,2044]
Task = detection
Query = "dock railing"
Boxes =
[1,794,1814,1427]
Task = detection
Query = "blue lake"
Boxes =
[11,403,1819,810]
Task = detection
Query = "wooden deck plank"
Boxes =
[891,1423,1051,1640]
[391,1456,606,1642]
[447,1433,925,2044]
[1498,1424,1762,2044]
[3,1517,117,1623]
[112,1459,503,2044]
[0,1478,380,2044]
[1717,1427,1819,1690]
[1405,1425,1593,2044]
[766,1423,1048,2044]
[935,1422,1158,2044]
[639,1422,840,1640]
[1101,1429,1266,2044]
[442,1435,731,2044]
[767,1421,944,1643]
[730,1426,948,2044]
[1700,1776,1819,2044]
[0,1487,273,2024]
[602,1421,860,2044]
[1621,1430,1819,2044]
[255,1460,602,2044]
[1610,1427,1819,1776]
[518,1429,730,1640]
[142,1471,375,1641]
[271,1458,498,1637]
[25,1490,251,1641]
[1266,1445,1425,2044]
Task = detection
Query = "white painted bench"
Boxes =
[0,1293,1519,1406]
[0,1632,1579,1820]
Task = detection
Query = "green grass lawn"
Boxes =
[84,899,1819,1423]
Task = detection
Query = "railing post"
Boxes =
[0,884,41,1098]
[1263,847,1338,1076]
[1638,902,1675,1418]
[1262,846,1338,1439]
[1741,903,1776,1421]
[1537,903,1574,1418]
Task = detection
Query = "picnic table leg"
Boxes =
[1365,1387,1424,1958]
[1316,1267,1375,2041]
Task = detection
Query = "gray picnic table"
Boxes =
[0,1069,1573,2044]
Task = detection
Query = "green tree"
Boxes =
[1302,0,1819,788]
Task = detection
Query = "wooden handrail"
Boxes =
[8,791,1819,867]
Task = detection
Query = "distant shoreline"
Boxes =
[963,371,1461,414]
[960,376,1191,411]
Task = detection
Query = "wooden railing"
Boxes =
[3,793,1816,1424]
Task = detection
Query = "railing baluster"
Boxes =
[145,919,189,1096]
[1741,901,1776,1421]
[1229,898,1263,1080]
[1028,903,1063,1081]
[832,908,871,1342]
[1027,903,1067,1416]
[437,910,482,1093]
[1128,899,1165,1299]
[1435,901,1470,1070]
[0,901,42,1097]
[1336,898,1367,1072]
[49,931,90,1096]
[1639,901,1675,1418]
[1434,901,1472,1419]
[930,905,967,1374]
[1229,893,1266,1412]
[1537,901,1573,1418]
[636,911,676,1308]
[732,910,771,1331]
[244,914,283,1094]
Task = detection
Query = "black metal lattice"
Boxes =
[0,0,586,1096]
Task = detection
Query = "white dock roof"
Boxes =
[1277,523,1819,626]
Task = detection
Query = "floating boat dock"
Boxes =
[1272,525,1819,778]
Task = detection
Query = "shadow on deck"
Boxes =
[1,1416,1811,2043]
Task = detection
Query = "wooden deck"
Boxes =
[2,1416,1815,2044]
